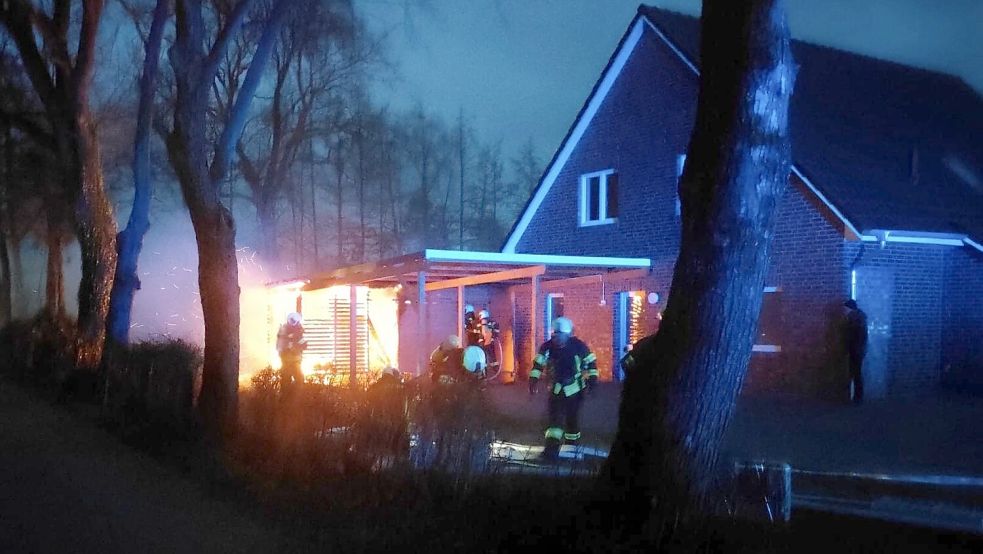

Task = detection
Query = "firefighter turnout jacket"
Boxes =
[530,337,599,396]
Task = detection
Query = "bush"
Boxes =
[103,339,203,438]
[0,314,78,387]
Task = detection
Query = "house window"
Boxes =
[545,293,565,340]
[674,154,686,218]
[752,286,782,353]
[579,170,618,225]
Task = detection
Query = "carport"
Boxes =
[268,249,651,380]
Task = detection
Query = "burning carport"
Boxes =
[264,249,651,383]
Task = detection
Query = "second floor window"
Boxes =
[580,169,618,225]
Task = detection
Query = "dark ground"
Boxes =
[2,376,982,553]
[487,381,983,477]
[0,379,305,553]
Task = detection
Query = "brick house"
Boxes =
[500,6,983,398]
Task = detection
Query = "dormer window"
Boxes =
[579,169,618,226]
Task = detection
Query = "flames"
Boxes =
[242,282,400,383]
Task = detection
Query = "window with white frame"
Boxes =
[579,170,618,225]
[752,286,782,353]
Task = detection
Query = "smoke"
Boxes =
[128,207,277,382]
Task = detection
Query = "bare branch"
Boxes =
[0,0,57,111]
[202,0,256,83]
[72,0,106,106]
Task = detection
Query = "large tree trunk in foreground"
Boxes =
[73,112,118,368]
[602,0,795,522]
[107,0,169,345]
[168,0,288,435]
[1,0,116,368]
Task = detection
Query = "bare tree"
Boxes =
[0,0,118,368]
[107,0,170,345]
[165,0,290,434]
[601,0,795,523]
[236,0,362,268]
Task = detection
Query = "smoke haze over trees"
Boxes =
[0,0,542,324]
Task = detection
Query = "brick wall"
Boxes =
[505,21,983,398]
[942,248,983,389]
[847,242,946,395]
[506,262,675,382]
[745,178,850,397]
[514,25,694,269]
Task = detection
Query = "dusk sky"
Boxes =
[358,0,983,164]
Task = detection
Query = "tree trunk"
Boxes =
[0,209,11,325]
[0,125,11,324]
[44,222,65,317]
[602,0,795,522]
[335,145,344,263]
[72,112,118,368]
[168,0,285,435]
[168,123,241,436]
[107,0,168,345]
[310,141,318,266]
[9,236,23,317]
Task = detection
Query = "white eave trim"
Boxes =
[502,18,645,253]
[424,249,651,269]
[860,230,971,247]
[752,345,782,353]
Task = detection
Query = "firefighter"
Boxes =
[843,299,868,403]
[528,316,599,462]
[477,308,501,364]
[430,335,465,384]
[430,335,486,385]
[276,311,307,398]
[464,304,482,346]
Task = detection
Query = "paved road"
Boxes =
[0,380,303,554]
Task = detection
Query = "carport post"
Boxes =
[349,284,358,386]
[417,271,427,376]
[530,273,539,370]
[457,286,464,342]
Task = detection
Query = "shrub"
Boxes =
[103,339,203,437]
[0,314,78,387]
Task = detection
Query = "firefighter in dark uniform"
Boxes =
[430,335,465,385]
[528,316,599,462]
[464,304,482,347]
[430,334,486,385]
[843,299,868,403]
[276,311,307,398]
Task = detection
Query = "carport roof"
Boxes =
[267,249,652,291]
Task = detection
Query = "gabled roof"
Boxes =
[640,6,983,245]
[503,5,983,251]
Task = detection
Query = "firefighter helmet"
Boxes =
[464,304,475,314]
[462,345,487,374]
[287,312,302,326]
[442,334,461,350]
[478,309,490,320]
[551,316,573,334]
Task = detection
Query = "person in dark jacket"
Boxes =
[276,312,307,398]
[843,299,868,403]
[464,305,482,347]
[528,316,599,462]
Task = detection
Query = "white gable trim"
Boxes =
[641,15,865,241]
[502,18,645,253]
